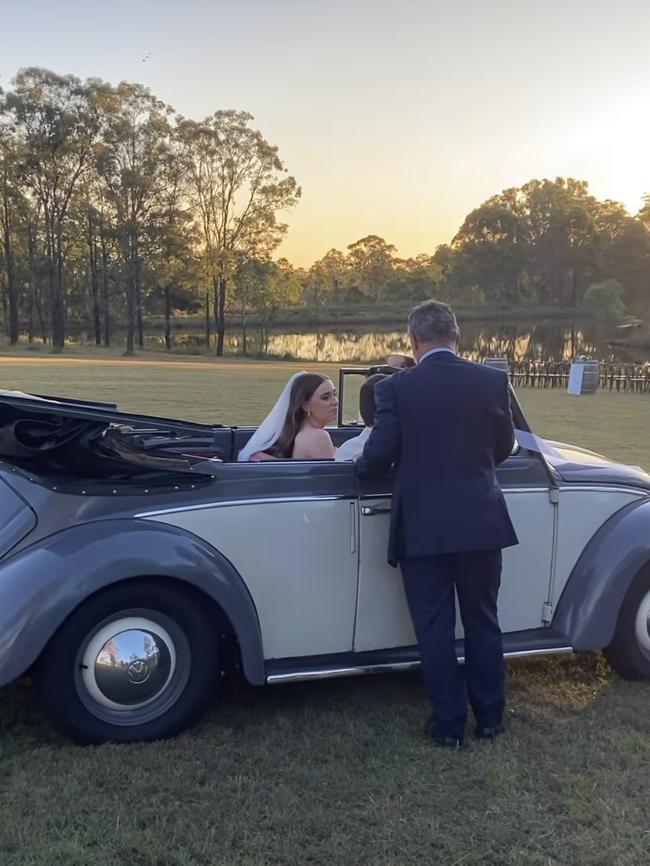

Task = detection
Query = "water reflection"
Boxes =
[61,320,649,364]
[222,322,633,363]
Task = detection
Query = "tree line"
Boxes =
[0,68,300,353]
[1,68,649,355]
[305,181,650,316]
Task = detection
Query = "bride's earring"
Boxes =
[307,407,311,417]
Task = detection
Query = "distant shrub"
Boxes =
[583,279,627,322]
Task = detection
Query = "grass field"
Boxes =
[0,354,649,866]
[1,351,649,466]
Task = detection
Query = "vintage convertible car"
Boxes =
[0,367,649,744]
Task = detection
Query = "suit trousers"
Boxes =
[400,550,505,741]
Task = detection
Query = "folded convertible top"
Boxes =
[0,391,223,481]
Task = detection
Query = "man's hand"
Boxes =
[387,353,415,369]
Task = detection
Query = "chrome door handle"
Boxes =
[361,505,391,516]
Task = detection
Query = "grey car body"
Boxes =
[0,371,649,744]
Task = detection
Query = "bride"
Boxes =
[237,372,338,461]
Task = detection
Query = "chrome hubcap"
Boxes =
[81,617,176,711]
[635,590,650,656]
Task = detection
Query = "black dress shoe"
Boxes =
[424,716,463,747]
[475,722,505,739]
[430,735,463,749]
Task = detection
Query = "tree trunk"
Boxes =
[0,274,7,338]
[44,216,67,351]
[125,276,136,355]
[215,275,226,356]
[34,284,46,344]
[27,293,34,343]
[100,230,110,347]
[571,265,578,309]
[87,213,101,345]
[164,285,172,350]
[2,187,19,344]
[127,230,144,350]
[27,224,38,343]
[135,260,144,349]
[205,288,211,350]
[51,257,66,350]
[260,320,270,355]
[124,231,137,355]
[240,301,247,355]
[136,290,144,348]
[212,274,219,353]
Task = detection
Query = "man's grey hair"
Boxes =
[407,300,460,345]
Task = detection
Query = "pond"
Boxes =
[150,320,650,364]
[58,318,650,364]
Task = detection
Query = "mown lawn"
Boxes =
[0,354,649,866]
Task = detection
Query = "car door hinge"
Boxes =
[541,602,553,624]
[548,488,560,504]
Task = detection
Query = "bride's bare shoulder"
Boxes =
[293,427,335,459]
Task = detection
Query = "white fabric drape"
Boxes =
[237,371,309,461]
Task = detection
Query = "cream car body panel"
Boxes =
[145,498,358,659]
[353,489,556,652]
[550,487,647,608]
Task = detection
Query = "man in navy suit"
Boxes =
[355,300,518,747]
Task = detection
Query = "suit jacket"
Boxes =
[355,352,518,565]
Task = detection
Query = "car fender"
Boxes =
[0,518,265,687]
[552,496,650,649]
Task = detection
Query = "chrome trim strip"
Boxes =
[137,494,346,518]
[555,485,649,495]
[359,487,555,501]
[359,486,650,502]
[266,645,574,684]
[138,485,646,519]
[503,646,573,659]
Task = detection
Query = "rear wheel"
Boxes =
[35,581,220,744]
[604,570,650,680]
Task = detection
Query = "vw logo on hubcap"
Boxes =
[127,658,151,684]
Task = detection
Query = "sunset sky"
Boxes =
[2,0,650,267]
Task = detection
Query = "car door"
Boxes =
[149,460,359,660]
[353,451,556,652]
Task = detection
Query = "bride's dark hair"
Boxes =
[273,373,328,457]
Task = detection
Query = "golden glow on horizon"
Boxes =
[3,1,650,270]
[585,95,650,216]
[278,87,650,268]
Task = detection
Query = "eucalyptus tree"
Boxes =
[145,142,200,350]
[0,124,21,342]
[178,110,300,355]
[346,235,396,302]
[1,68,109,348]
[94,82,174,353]
[304,248,347,306]
[232,252,269,354]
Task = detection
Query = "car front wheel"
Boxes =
[604,570,650,680]
[35,581,220,744]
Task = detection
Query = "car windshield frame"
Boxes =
[337,365,532,433]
